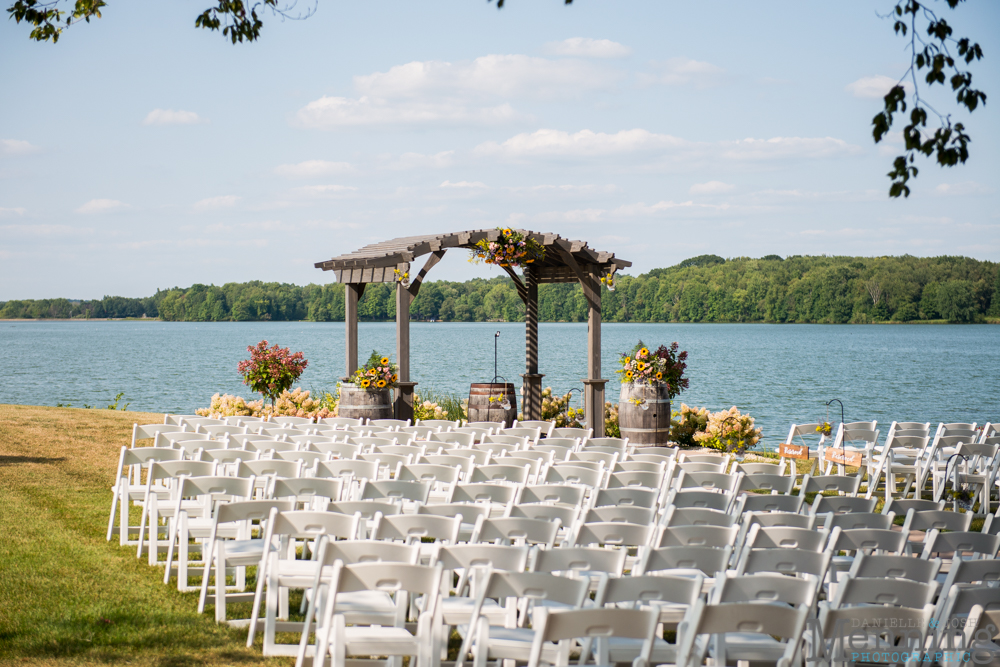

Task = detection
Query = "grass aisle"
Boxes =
[0,405,289,666]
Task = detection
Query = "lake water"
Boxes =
[2,321,997,449]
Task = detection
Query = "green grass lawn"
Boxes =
[0,405,291,666]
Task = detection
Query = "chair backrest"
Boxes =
[416,418,461,430]
[606,470,663,490]
[921,530,1000,560]
[372,513,461,544]
[676,470,743,495]
[326,500,402,519]
[288,434,338,446]
[175,475,255,504]
[473,441,520,456]
[831,528,906,555]
[449,482,519,506]
[499,427,542,443]
[501,456,543,477]
[429,431,475,448]
[591,487,659,509]
[527,607,658,667]
[831,575,937,609]
[826,512,895,531]
[351,436,398,448]
[737,493,804,514]
[483,434,529,448]
[132,422,185,446]
[359,479,432,503]
[583,437,628,452]
[453,426,493,441]
[545,465,604,488]
[677,460,727,474]
[712,572,817,606]
[357,452,409,471]
[319,416,364,428]
[445,447,492,465]
[738,473,795,495]
[657,524,739,549]
[734,462,781,475]
[155,431,211,448]
[436,543,531,574]
[811,495,877,514]
[551,427,592,442]
[148,459,216,483]
[663,506,736,528]
[228,433,278,449]
[199,424,247,438]
[744,524,830,552]
[518,484,586,507]
[734,547,830,578]
[270,477,343,505]
[399,425,439,440]
[235,459,301,479]
[881,498,944,515]
[570,450,617,467]
[370,418,410,430]
[322,538,418,564]
[666,489,735,511]
[681,600,809,667]
[613,460,666,474]
[201,448,258,464]
[574,522,653,548]
[510,503,579,526]
[902,508,973,533]
[416,502,490,524]
[477,517,560,548]
[849,553,941,583]
[315,458,379,481]
[800,474,861,496]
[512,420,555,437]
[532,546,626,577]
[470,463,531,485]
[306,442,361,459]
[639,545,732,577]
[583,505,655,525]
[422,454,475,475]
[242,439,296,455]
[397,463,462,485]
[275,450,326,467]
[121,446,184,469]
[163,414,199,426]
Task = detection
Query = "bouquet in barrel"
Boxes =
[350,350,398,392]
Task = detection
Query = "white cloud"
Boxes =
[476,128,683,159]
[0,207,26,217]
[440,180,488,189]
[1,139,40,156]
[75,199,128,214]
[845,75,903,99]
[296,54,620,128]
[385,151,455,170]
[354,54,619,99]
[1,223,92,236]
[690,181,735,195]
[720,137,862,161]
[193,195,240,210]
[142,109,207,126]
[295,96,521,128]
[543,37,632,58]
[934,182,995,197]
[274,160,353,178]
[613,200,697,216]
[641,57,726,88]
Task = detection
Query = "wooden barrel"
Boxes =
[467,383,518,428]
[618,382,672,446]
[338,384,393,422]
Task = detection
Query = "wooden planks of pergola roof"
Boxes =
[314,229,631,436]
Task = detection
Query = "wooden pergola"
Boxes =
[315,229,631,437]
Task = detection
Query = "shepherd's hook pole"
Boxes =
[826,398,846,450]
[494,331,500,383]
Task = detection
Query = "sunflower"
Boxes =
[360,378,371,388]
[639,347,649,357]
[636,361,646,371]
[625,371,633,380]
[376,379,387,388]
[391,374,398,383]
[367,368,377,376]
[655,372,663,380]
[380,357,389,365]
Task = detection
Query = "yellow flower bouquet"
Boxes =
[349,350,399,392]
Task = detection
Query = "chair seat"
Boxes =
[217,538,267,561]
[608,636,678,663]
[441,597,502,625]
[714,632,788,661]
[480,626,539,660]
[340,625,420,656]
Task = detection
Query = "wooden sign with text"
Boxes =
[824,447,863,467]
[778,443,810,460]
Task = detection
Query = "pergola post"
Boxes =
[583,268,608,437]
[395,281,417,423]
[521,265,543,421]
[343,283,362,380]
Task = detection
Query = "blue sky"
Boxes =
[1,0,998,300]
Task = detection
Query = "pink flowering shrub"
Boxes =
[196,387,337,419]
[694,406,762,454]
[237,340,308,409]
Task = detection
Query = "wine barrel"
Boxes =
[618,382,672,446]
[338,384,393,422]
[467,383,518,428]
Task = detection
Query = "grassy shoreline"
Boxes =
[0,405,289,666]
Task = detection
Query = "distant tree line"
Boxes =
[2,255,998,324]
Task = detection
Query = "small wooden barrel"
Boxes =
[467,383,518,428]
[338,384,393,422]
[618,382,672,446]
